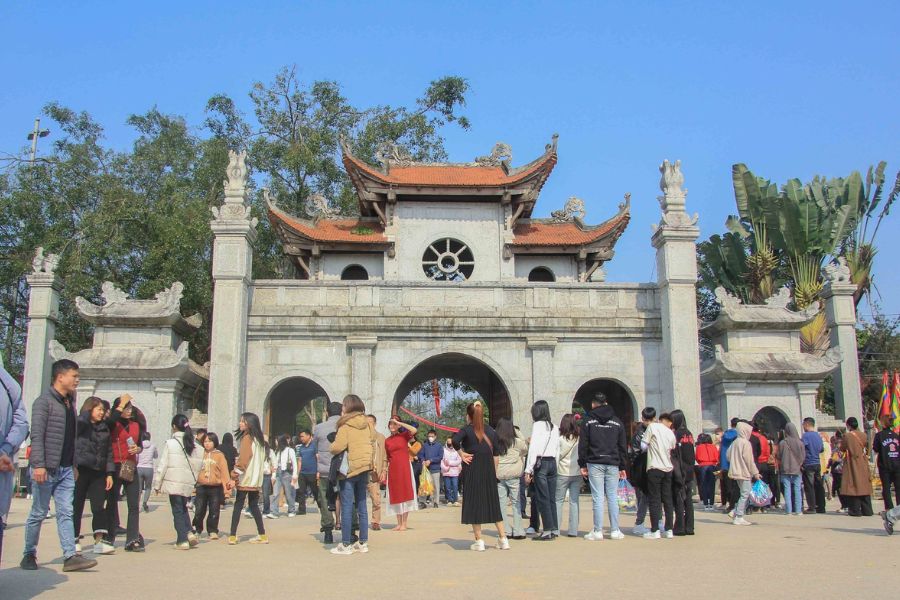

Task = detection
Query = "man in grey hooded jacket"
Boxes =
[0,352,29,565]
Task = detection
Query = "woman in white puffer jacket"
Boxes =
[155,414,203,549]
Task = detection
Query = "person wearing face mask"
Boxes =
[418,429,444,508]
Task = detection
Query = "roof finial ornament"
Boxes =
[31,247,60,275]
[546,133,559,153]
[824,256,851,284]
[656,159,698,228]
[550,196,586,222]
[375,141,413,170]
[304,193,339,221]
[223,149,248,200]
[475,142,512,167]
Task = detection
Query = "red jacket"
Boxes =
[695,443,719,467]
[752,431,771,464]
[111,420,141,464]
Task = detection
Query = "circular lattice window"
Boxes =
[422,238,474,281]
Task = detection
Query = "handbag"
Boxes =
[531,422,553,474]
[118,460,136,482]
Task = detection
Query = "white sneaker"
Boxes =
[93,542,115,555]
[470,539,485,552]
[733,517,752,526]
[525,527,536,535]
[287,512,296,518]
[330,543,355,555]
[187,532,199,548]
[75,543,82,553]
[728,510,735,519]
[664,530,674,539]
[609,530,625,540]
[352,541,369,553]
[264,513,278,520]
[174,542,190,550]
[496,538,510,550]
[642,530,661,539]
[584,530,603,541]
[632,524,649,536]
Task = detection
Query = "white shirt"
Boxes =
[525,421,560,475]
[641,422,675,472]
[276,447,298,475]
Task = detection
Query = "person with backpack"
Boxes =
[155,414,203,549]
[629,409,654,535]
[578,393,627,541]
[778,422,805,515]
[873,414,900,511]
[270,434,298,518]
[670,410,695,536]
[695,433,718,511]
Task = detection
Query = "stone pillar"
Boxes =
[22,249,62,410]
[822,271,863,424]
[715,381,746,427]
[527,337,558,417]
[651,160,703,431]
[150,380,181,446]
[207,151,258,435]
[796,382,820,423]
[347,336,377,405]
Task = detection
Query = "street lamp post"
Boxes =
[27,118,50,164]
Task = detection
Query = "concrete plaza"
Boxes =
[1,493,894,599]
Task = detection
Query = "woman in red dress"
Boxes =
[382,417,418,531]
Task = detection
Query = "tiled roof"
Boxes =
[267,206,386,244]
[511,210,630,247]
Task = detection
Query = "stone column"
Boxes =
[651,160,703,431]
[796,382,820,424]
[347,336,377,404]
[207,151,258,435]
[821,270,863,424]
[150,380,181,447]
[527,337,558,417]
[22,249,62,410]
[715,381,746,427]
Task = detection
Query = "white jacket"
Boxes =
[155,432,204,497]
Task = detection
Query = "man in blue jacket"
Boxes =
[418,429,444,508]
[801,417,826,513]
[1,353,29,566]
[719,418,739,514]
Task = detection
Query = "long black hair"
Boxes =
[275,434,289,453]
[171,414,195,454]
[495,417,516,455]
[236,412,265,449]
[531,400,553,428]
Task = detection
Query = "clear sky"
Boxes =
[2,2,898,318]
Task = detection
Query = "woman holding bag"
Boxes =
[155,414,203,549]
[524,400,560,541]
[554,414,582,537]
[109,395,146,552]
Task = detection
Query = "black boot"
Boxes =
[323,529,334,544]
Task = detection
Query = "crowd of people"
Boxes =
[1,357,899,571]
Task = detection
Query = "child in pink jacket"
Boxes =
[441,440,462,506]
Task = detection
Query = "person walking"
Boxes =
[365,416,387,529]
[495,418,527,540]
[295,429,318,516]
[695,433,718,510]
[383,417,418,531]
[578,393,627,541]
[452,401,508,551]
[21,359,97,572]
[192,432,230,539]
[524,400,560,541]
[873,415,900,511]
[313,402,342,543]
[640,408,676,539]
[72,397,115,555]
[441,438,462,506]
[228,412,268,545]
[554,414,582,538]
[840,417,874,517]
[670,409,695,536]
[727,421,761,526]
[155,414,203,549]
[136,432,157,513]
[261,439,277,519]
[778,422,805,515]
[801,417,827,514]
[270,434,298,518]
[418,429,444,508]
[109,395,146,551]
[1,352,29,566]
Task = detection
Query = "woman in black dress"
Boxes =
[451,401,508,551]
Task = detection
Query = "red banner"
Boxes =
[432,379,441,417]
[397,405,459,433]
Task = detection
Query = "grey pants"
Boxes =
[428,471,441,506]
[734,479,752,518]
[137,467,154,507]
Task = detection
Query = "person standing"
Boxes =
[727,421,761,526]
[383,417,418,531]
[840,417,874,517]
[719,418,740,514]
[136,432,157,513]
[629,410,653,535]
[192,432,229,539]
[495,418,527,539]
[748,423,773,513]
[441,438,462,506]
[313,402,342,543]
[1,352,28,566]
[228,412,268,545]
[640,408,676,539]
[828,439,848,512]
[270,434,298,518]
[695,433,719,511]
[21,359,97,572]
[72,397,115,555]
[109,395,145,551]
[155,414,203,549]
[554,414,582,537]
[578,393,627,541]
[801,417,826,514]
[418,429,444,509]
[452,401,508,551]
[524,400,560,541]
[778,422,806,515]
[670,410,695,536]
[295,429,318,516]
[365,416,387,529]
[873,415,900,511]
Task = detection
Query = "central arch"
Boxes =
[752,406,788,439]
[264,376,331,440]
[572,378,637,439]
[392,353,512,427]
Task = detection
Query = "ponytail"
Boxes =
[172,414,195,454]
[467,401,490,448]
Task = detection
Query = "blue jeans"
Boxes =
[169,495,191,543]
[697,465,717,506]
[497,477,524,536]
[271,470,296,515]
[781,474,802,514]
[555,474,582,536]
[339,473,369,545]
[444,476,459,503]
[588,464,620,533]
[24,466,77,559]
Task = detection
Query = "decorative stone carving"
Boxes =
[75,281,199,332]
[100,281,129,305]
[211,149,258,228]
[764,286,792,309]
[31,247,60,275]
[223,149,248,197]
[659,159,685,197]
[475,142,512,167]
[656,159,698,227]
[824,256,851,283]
[550,197,586,222]
[304,193,339,220]
[375,142,413,168]
[705,285,819,337]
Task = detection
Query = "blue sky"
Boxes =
[2,2,898,318]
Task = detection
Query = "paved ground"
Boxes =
[1,493,896,599]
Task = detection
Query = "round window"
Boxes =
[422,238,474,281]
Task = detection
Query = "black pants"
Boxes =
[647,468,674,532]
[533,457,558,533]
[295,474,316,514]
[802,465,826,512]
[73,466,111,540]
[230,490,265,537]
[673,480,694,534]
[110,470,141,544]
[832,472,848,509]
[193,485,224,534]
[847,495,874,517]
[879,468,900,510]
[762,465,780,505]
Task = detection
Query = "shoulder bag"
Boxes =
[531,422,552,474]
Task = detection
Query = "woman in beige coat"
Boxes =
[840,417,874,517]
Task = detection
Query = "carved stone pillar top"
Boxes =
[211,150,259,236]
[526,337,558,351]
[347,335,378,350]
[651,159,700,245]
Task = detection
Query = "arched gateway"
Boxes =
[265,376,330,439]
[573,378,637,437]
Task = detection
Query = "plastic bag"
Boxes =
[418,469,434,496]
[749,479,773,507]
[617,479,636,511]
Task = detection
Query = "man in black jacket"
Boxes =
[578,393,627,540]
[21,359,97,572]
